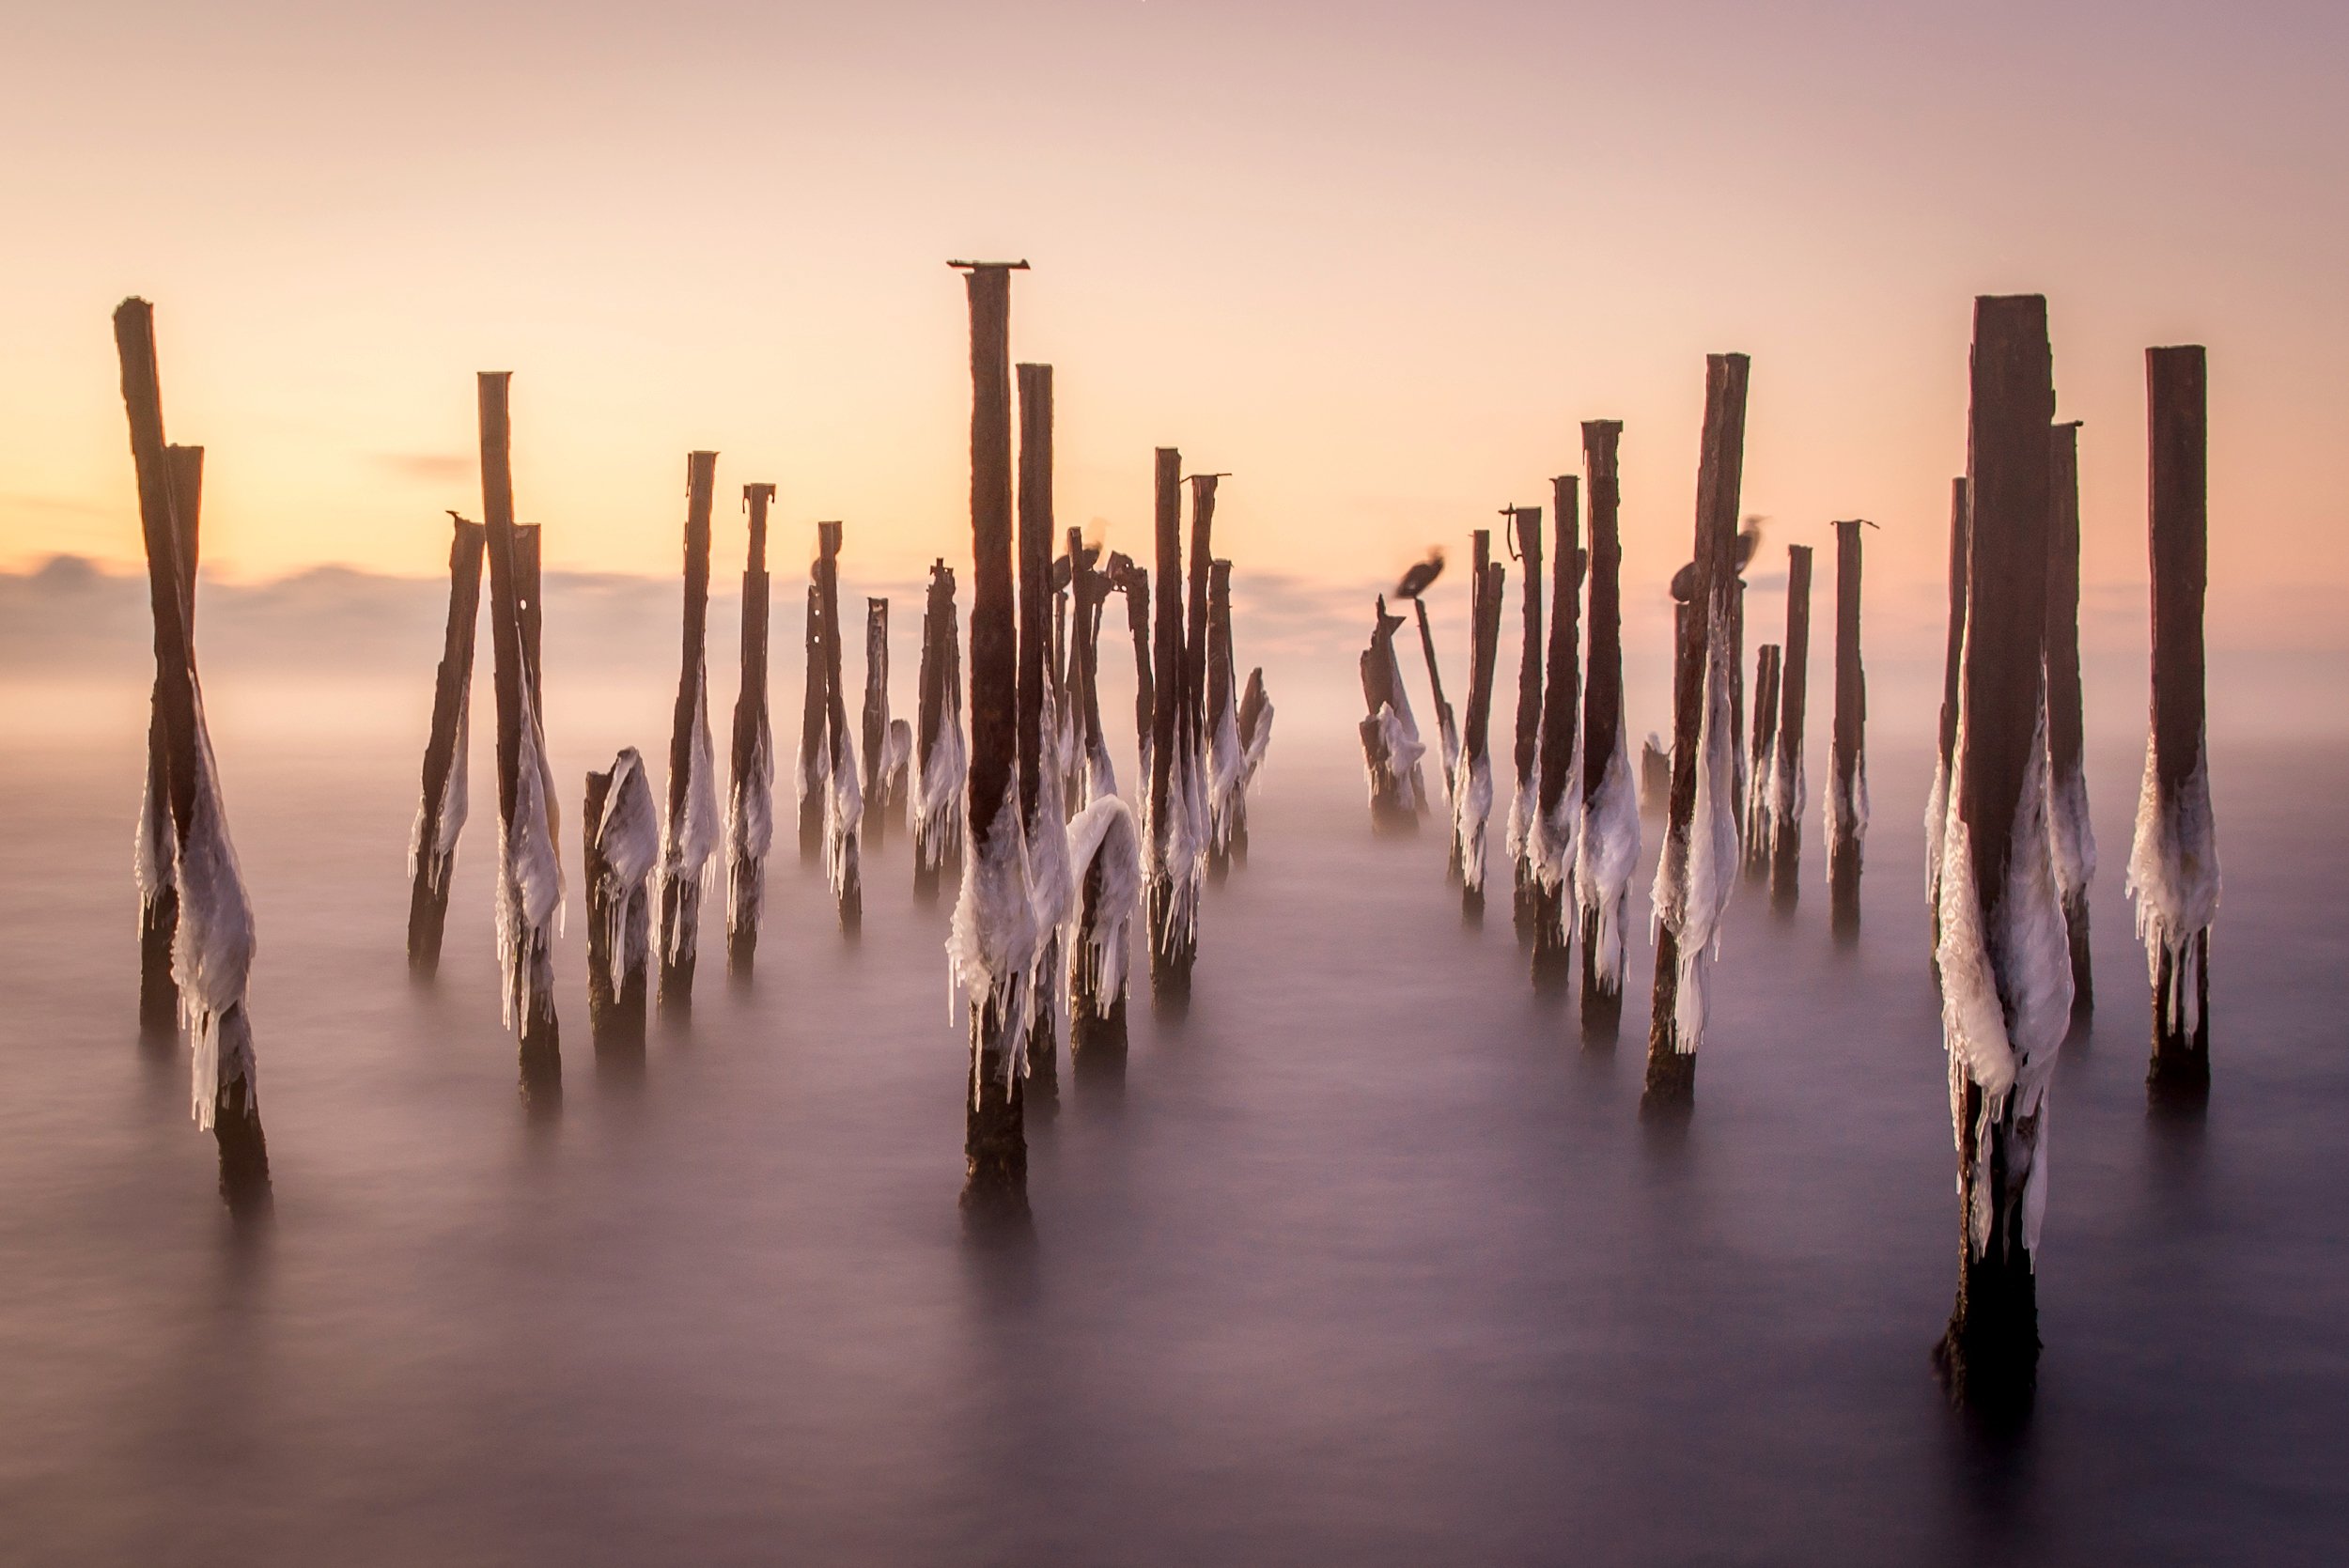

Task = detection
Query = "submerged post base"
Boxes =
[962,1058,1027,1213]
[211,1079,271,1217]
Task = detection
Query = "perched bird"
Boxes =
[1671,517,1766,601]
[1393,548,1445,601]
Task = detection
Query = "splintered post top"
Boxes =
[946,259,1033,271]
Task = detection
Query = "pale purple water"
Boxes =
[1,730,2343,1566]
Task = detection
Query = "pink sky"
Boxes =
[2,1,2341,660]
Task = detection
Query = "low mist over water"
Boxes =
[1,724,2342,1565]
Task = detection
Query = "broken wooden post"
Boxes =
[1742,644,1781,877]
[1574,421,1639,1043]
[1455,535,1506,914]
[406,512,485,978]
[1112,551,1155,786]
[117,300,270,1206]
[862,597,895,850]
[912,559,967,900]
[585,748,656,1051]
[816,520,863,932]
[2131,345,2219,1102]
[948,259,1029,1213]
[1530,476,1583,986]
[2044,426,2094,1017]
[1767,543,1813,910]
[1932,293,2070,1410]
[797,578,827,862]
[1398,551,1458,794]
[1067,531,1112,803]
[1066,531,1143,1080]
[1146,451,1209,1001]
[657,451,721,1017]
[1642,353,1749,1116]
[726,484,776,975]
[1358,595,1425,830]
[1206,559,1240,878]
[1506,505,1546,942]
[476,371,562,1110]
[1928,476,1970,968]
[1828,520,1870,939]
[1231,667,1274,866]
[1017,362,1068,1105]
[136,442,201,1038]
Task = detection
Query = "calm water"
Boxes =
[1,729,2343,1566]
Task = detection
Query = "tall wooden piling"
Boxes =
[1929,476,1971,962]
[1743,644,1781,877]
[863,598,893,850]
[954,260,1026,1212]
[913,559,965,900]
[798,579,827,862]
[117,301,270,1203]
[727,484,776,974]
[1113,552,1155,787]
[1768,544,1813,910]
[1531,476,1583,986]
[2045,425,2093,1017]
[2135,346,2218,1100]
[1206,558,1237,878]
[137,442,202,1035]
[1411,585,1460,793]
[1508,505,1546,942]
[1455,536,1507,914]
[816,520,861,932]
[1643,354,1749,1115]
[1017,363,1063,1102]
[406,513,485,978]
[1828,520,1868,938]
[1935,295,2064,1409]
[1576,421,1632,1041]
[658,451,720,1016]
[476,373,562,1107]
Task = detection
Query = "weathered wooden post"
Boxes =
[1530,476,1583,986]
[1111,551,1156,790]
[658,452,721,1016]
[1828,520,1869,939]
[476,372,562,1109]
[1400,551,1459,794]
[2044,425,2094,1017]
[1146,451,1208,999]
[1358,596,1425,829]
[1742,644,1781,876]
[1574,422,1639,1042]
[1506,505,1546,942]
[117,301,271,1205]
[797,578,827,862]
[585,748,657,1049]
[2130,346,2220,1101]
[1455,535,1506,913]
[1767,543,1813,910]
[815,520,863,931]
[726,484,776,975]
[1642,354,1748,1115]
[1932,294,2072,1409]
[1017,363,1069,1104]
[136,442,202,1037]
[949,260,1029,1213]
[863,598,894,850]
[912,559,968,900]
[1927,476,1970,966]
[1206,559,1242,877]
[406,513,485,978]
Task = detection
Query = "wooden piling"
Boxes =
[1508,505,1546,943]
[1113,552,1156,787]
[1929,476,1970,964]
[1828,520,1868,939]
[798,578,827,862]
[137,442,202,1036]
[477,372,561,1107]
[2044,426,2092,1017]
[816,520,861,932]
[1531,476,1583,987]
[727,483,776,974]
[1576,422,1630,1041]
[955,261,1026,1212]
[1643,354,1749,1115]
[2139,346,2217,1099]
[1017,363,1061,1102]
[1935,295,2061,1409]
[406,513,485,978]
[1413,594,1459,793]
[1454,541,1506,914]
[1743,644,1781,877]
[1206,558,1237,878]
[658,451,719,1016]
[1768,544,1813,910]
[863,598,892,850]
[913,559,965,900]
[584,749,655,1050]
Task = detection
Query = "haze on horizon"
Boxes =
[3,0,2343,661]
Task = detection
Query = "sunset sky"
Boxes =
[3,0,2343,659]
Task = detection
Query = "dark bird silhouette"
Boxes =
[1671,516,1766,602]
[1393,548,1445,601]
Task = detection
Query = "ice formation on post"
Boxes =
[171,696,258,1133]
[1357,596,1427,825]
[657,450,721,1011]
[916,703,967,884]
[1648,591,1740,1048]
[496,676,564,1038]
[825,730,863,913]
[949,777,1040,1095]
[1023,695,1075,1079]
[1067,794,1143,1022]
[2124,752,2218,1038]
[1573,728,1640,996]
[796,582,829,863]
[724,707,772,946]
[587,747,659,1035]
[1504,505,1546,941]
[661,691,720,960]
[725,481,777,969]
[913,560,968,897]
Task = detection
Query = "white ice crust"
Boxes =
[2124,744,2220,1037]
[1452,751,1495,895]
[496,675,563,1036]
[1574,729,1641,995]
[595,747,660,978]
[172,685,258,1129]
[1648,596,1739,1051]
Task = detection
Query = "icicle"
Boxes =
[916,695,968,872]
[1649,594,1739,1049]
[1573,729,1641,995]
[2124,747,2220,1038]
[1067,796,1143,1006]
[1936,702,2073,1254]
[947,775,1040,1094]
[1452,751,1496,895]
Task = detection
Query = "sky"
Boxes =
[3,0,2345,668]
